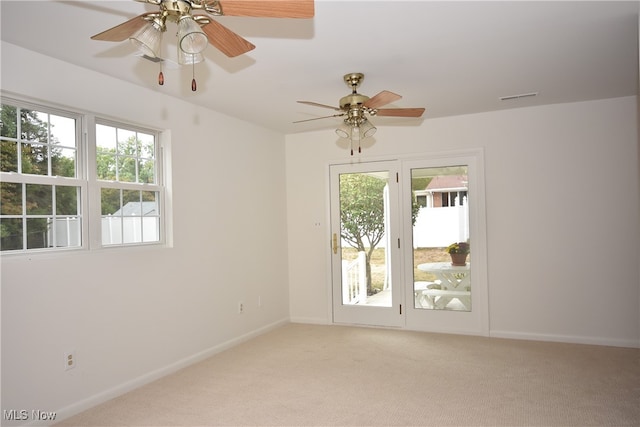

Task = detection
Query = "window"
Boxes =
[0,96,164,253]
[95,122,161,246]
[0,102,83,251]
[440,190,468,207]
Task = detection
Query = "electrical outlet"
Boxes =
[64,351,75,370]
[238,302,244,314]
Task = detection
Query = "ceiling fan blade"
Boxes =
[90,14,150,42]
[294,113,345,123]
[375,108,426,118]
[364,90,402,109]
[200,18,255,57]
[220,0,314,18]
[298,101,342,111]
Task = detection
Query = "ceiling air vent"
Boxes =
[499,92,539,101]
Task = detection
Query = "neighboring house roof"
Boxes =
[426,175,468,191]
[113,201,157,216]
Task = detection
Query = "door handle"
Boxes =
[332,233,338,254]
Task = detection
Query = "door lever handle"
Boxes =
[332,233,338,254]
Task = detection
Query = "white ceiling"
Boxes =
[1,1,638,134]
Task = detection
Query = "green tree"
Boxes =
[96,135,155,184]
[96,134,156,215]
[340,173,421,294]
[340,174,388,294]
[1,105,76,249]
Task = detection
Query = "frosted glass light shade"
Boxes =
[335,123,351,139]
[178,47,204,65]
[129,22,162,58]
[351,126,361,141]
[360,119,377,138]
[178,16,208,54]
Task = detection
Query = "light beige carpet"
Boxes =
[57,323,640,426]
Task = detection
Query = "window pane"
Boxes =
[143,217,159,243]
[139,158,155,184]
[117,157,136,182]
[21,111,48,143]
[26,184,52,215]
[1,218,23,250]
[102,215,122,245]
[138,133,155,158]
[26,217,50,249]
[0,182,22,215]
[339,172,391,307]
[51,147,76,177]
[1,140,18,172]
[141,191,159,242]
[412,165,471,312]
[123,217,141,244]
[56,185,79,216]
[49,115,76,148]
[97,152,116,180]
[122,190,140,214]
[0,104,18,138]
[21,143,49,175]
[117,129,136,156]
[101,188,120,215]
[141,190,157,207]
[96,124,116,152]
[53,217,81,248]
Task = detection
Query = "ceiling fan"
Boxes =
[296,73,426,155]
[91,0,314,90]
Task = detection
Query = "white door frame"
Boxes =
[327,149,488,336]
[402,150,489,336]
[329,160,404,327]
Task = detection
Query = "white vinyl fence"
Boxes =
[347,204,470,250]
[47,216,159,246]
[412,204,469,248]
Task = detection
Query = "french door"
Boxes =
[329,161,403,327]
[329,153,488,334]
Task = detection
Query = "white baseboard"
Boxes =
[50,318,289,427]
[289,316,331,325]
[490,329,640,348]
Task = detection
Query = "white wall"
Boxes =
[286,96,640,348]
[2,38,639,426]
[1,43,290,423]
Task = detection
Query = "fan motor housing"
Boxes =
[339,93,370,110]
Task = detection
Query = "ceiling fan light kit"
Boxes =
[91,0,314,91]
[297,73,425,156]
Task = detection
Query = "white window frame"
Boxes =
[1,94,168,255]
[89,116,165,248]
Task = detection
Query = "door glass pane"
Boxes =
[339,171,391,307]
[411,166,471,311]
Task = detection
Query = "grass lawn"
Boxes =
[342,247,464,293]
